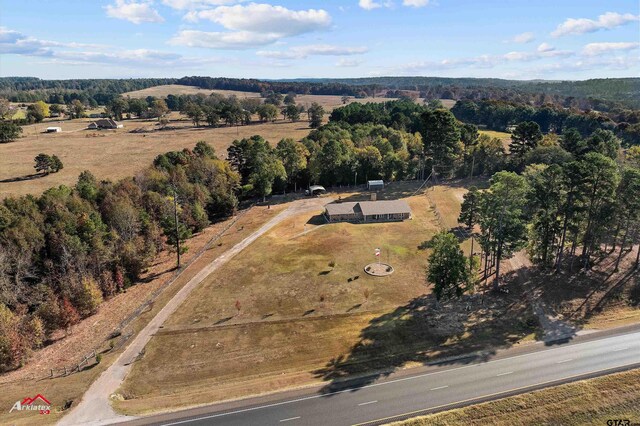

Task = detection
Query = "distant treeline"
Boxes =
[3,76,639,110]
[0,77,177,105]
[451,99,640,146]
[289,76,640,110]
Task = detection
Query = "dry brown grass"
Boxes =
[0,116,313,198]
[123,84,400,112]
[0,205,283,425]
[388,368,640,426]
[115,181,540,416]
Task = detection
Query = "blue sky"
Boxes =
[0,0,638,80]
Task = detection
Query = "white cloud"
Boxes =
[257,44,368,59]
[510,32,535,43]
[358,0,395,10]
[551,12,639,37]
[0,27,214,69]
[537,42,554,52]
[105,0,164,24]
[582,42,640,56]
[174,3,332,49]
[336,58,363,67]
[161,0,241,9]
[169,30,280,49]
[402,0,430,7]
[359,0,382,10]
[186,3,331,36]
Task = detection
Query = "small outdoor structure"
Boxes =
[367,180,384,191]
[45,127,61,133]
[87,118,123,130]
[325,200,411,223]
[306,185,326,196]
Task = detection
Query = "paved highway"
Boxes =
[123,328,640,426]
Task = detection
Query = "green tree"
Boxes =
[34,154,53,174]
[276,138,308,192]
[284,104,301,122]
[150,99,169,120]
[0,98,12,119]
[184,103,204,126]
[478,171,529,289]
[70,99,85,119]
[612,167,640,270]
[308,102,325,129]
[26,101,49,123]
[257,103,278,122]
[427,231,473,302]
[509,121,543,161]
[419,108,461,174]
[526,164,566,266]
[459,186,479,229]
[0,122,22,143]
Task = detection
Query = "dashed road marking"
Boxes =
[430,385,449,391]
[279,416,301,422]
[496,371,513,377]
[358,401,378,406]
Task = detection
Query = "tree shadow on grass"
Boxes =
[0,173,44,183]
[314,279,539,395]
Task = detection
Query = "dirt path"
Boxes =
[57,197,329,426]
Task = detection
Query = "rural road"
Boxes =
[58,197,329,426]
[120,327,640,426]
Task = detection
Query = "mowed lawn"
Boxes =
[116,182,538,415]
[479,129,512,152]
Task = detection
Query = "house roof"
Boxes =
[325,201,359,216]
[359,200,411,216]
[325,200,411,216]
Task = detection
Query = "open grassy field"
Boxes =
[479,129,512,151]
[115,181,539,415]
[389,367,640,426]
[0,204,284,425]
[0,116,313,198]
[123,84,400,112]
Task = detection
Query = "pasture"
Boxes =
[0,116,313,198]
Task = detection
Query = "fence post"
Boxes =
[50,369,53,378]
[63,366,67,376]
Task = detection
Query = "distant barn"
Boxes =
[325,200,411,223]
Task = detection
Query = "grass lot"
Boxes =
[0,205,283,425]
[479,129,512,151]
[0,116,313,198]
[388,368,640,426]
[116,181,539,415]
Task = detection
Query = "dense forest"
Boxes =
[0,142,238,371]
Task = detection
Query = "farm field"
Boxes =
[115,181,540,416]
[0,116,313,198]
[123,84,401,112]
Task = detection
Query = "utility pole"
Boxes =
[173,187,181,269]
[469,154,475,180]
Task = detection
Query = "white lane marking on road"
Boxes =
[557,358,573,364]
[159,332,640,426]
[613,347,629,352]
[358,400,378,406]
[496,371,513,376]
[430,385,449,390]
[279,416,301,422]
